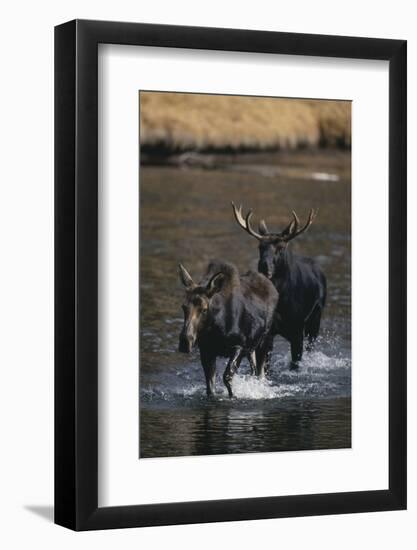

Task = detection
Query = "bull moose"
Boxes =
[178,260,278,397]
[232,203,326,368]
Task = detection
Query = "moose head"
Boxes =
[231,202,317,280]
[178,264,225,353]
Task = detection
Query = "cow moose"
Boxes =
[231,203,326,368]
[178,260,279,398]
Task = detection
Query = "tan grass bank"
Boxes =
[140,92,351,152]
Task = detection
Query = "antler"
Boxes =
[283,209,318,242]
[279,211,298,237]
[231,202,265,240]
[232,203,318,242]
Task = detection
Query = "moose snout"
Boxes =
[258,261,273,279]
[178,333,193,353]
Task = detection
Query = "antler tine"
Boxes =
[245,210,264,240]
[259,219,268,233]
[231,202,264,240]
[231,202,247,230]
[279,210,299,238]
[284,208,318,242]
[304,208,317,228]
[291,210,300,233]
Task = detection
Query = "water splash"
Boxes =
[286,350,350,372]
[141,345,350,406]
[180,376,297,401]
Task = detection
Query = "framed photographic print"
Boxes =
[55,20,406,530]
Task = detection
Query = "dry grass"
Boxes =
[140,92,351,151]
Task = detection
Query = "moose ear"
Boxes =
[206,272,225,297]
[178,264,195,289]
[258,219,269,236]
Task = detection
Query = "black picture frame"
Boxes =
[55,19,407,531]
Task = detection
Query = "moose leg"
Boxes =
[248,351,257,376]
[200,350,217,398]
[256,334,274,378]
[223,346,243,398]
[290,332,304,369]
[305,305,322,352]
[264,335,274,376]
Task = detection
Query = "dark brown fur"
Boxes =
[178,260,278,397]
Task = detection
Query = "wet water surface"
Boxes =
[139,150,351,458]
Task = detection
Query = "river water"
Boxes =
[139,150,351,458]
